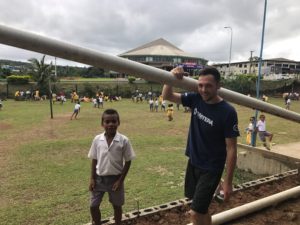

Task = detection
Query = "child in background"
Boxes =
[166,104,174,121]
[88,109,136,225]
[161,100,166,111]
[256,114,273,150]
[154,99,159,112]
[149,98,154,112]
[286,98,291,110]
[246,116,255,145]
[70,102,81,120]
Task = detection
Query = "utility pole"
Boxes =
[249,50,254,74]
[224,26,233,77]
[54,57,57,77]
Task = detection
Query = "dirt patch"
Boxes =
[0,114,71,168]
[117,175,300,225]
[0,122,13,130]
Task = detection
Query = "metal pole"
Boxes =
[224,26,232,76]
[54,57,57,77]
[49,79,53,119]
[0,23,300,122]
[252,0,268,146]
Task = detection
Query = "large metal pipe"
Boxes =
[1,24,300,122]
[186,185,300,225]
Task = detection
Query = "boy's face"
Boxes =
[102,114,120,136]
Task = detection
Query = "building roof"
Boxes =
[265,58,298,63]
[119,38,197,58]
[213,57,299,66]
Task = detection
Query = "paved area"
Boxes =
[270,142,300,160]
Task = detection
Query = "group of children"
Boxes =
[148,98,175,121]
[245,114,273,150]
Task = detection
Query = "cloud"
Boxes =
[0,0,299,66]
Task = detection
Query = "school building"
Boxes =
[213,58,300,79]
[118,38,207,75]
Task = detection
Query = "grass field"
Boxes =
[0,97,299,225]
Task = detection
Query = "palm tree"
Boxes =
[28,55,54,95]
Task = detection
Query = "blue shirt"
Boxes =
[182,92,240,172]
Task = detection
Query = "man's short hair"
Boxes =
[199,67,221,83]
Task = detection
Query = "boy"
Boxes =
[256,114,273,150]
[70,102,80,120]
[246,116,255,145]
[166,104,174,121]
[88,109,136,225]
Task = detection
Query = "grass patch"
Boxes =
[0,97,299,224]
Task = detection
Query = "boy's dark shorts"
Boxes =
[184,160,223,214]
[258,131,271,142]
[90,175,124,207]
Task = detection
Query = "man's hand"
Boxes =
[171,66,189,79]
[221,180,233,202]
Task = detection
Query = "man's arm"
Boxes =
[162,84,182,104]
[223,137,237,201]
[162,67,187,104]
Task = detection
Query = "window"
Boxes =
[146,57,153,62]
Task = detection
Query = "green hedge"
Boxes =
[7,75,31,84]
[1,78,299,99]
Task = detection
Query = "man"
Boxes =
[162,66,239,225]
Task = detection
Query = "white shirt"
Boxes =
[256,120,266,132]
[88,132,136,176]
[74,103,81,110]
[248,123,254,131]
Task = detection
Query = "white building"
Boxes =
[213,58,300,79]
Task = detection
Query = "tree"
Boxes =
[82,66,105,78]
[28,55,54,95]
[0,68,11,78]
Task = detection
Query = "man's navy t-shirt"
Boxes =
[181,92,240,173]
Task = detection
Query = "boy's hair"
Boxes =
[259,114,265,119]
[101,108,120,125]
[199,66,221,83]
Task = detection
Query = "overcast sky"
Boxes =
[0,0,300,66]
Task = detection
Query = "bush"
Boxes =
[128,76,136,84]
[7,75,31,84]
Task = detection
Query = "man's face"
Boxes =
[197,74,220,102]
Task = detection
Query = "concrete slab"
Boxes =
[271,142,300,160]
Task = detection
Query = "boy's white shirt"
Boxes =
[88,132,136,176]
[256,120,266,132]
